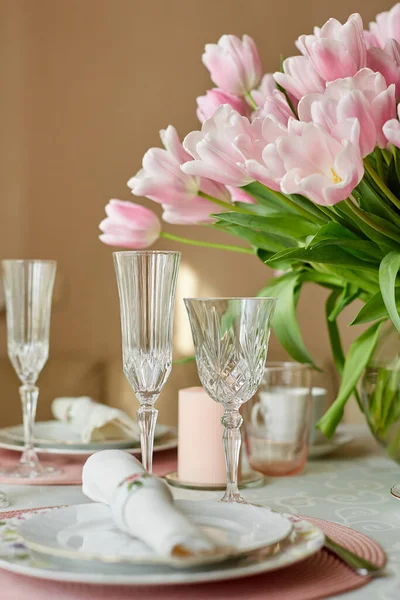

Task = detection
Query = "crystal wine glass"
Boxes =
[1,259,57,478]
[184,297,276,503]
[113,251,180,473]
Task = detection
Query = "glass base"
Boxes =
[164,470,265,491]
[219,491,248,504]
[0,492,9,509]
[391,484,400,499]
[0,464,61,480]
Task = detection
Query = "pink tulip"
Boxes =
[245,118,306,190]
[161,178,231,225]
[296,13,367,82]
[368,40,400,100]
[128,126,199,205]
[298,69,396,156]
[248,120,363,206]
[161,198,218,225]
[181,105,262,187]
[99,200,161,249]
[196,89,251,123]
[383,104,400,147]
[368,3,400,49]
[128,125,230,225]
[251,74,277,106]
[202,35,262,96]
[160,167,232,223]
[364,30,379,49]
[245,143,286,191]
[226,185,256,204]
[274,56,325,102]
[279,122,364,205]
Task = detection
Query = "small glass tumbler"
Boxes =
[243,362,312,477]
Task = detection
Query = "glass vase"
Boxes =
[361,320,400,464]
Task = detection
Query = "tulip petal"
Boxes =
[372,84,397,146]
[245,159,281,190]
[383,118,400,147]
[160,126,192,163]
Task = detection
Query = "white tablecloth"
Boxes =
[1,424,399,600]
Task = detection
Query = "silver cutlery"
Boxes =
[324,535,388,578]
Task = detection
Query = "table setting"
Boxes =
[5,1,400,599]
[0,254,394,599]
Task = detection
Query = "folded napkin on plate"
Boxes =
[82,450,216,559]
[52,397,139,443]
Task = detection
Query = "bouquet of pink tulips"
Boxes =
[100,3,400,439]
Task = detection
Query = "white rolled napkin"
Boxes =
[82,450,217,559]
[51,396,139,443]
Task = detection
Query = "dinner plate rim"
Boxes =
[0,430,178,456]
[1,421,170,448]
[18,501,293,568]
[0,508,325,586]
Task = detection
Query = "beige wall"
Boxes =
[0,0,387,426]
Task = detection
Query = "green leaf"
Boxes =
[355,179,398,223]
[326,290,345,375]
[266,245,379,272]
[309,222,360,244]
[288,194,330,223]
[318,320,384,438]
[233,202,279,216]
[306,222,383,262]
[214,212,319,241]
[241,182,293,211]
[221,224,293,253]
[258,272,318,367]
[337,202,398,252]
[311,238,382,263]
[351,292,386,325]
[328,283,360,322]
[379,252,400,333]
[351,287,400,326]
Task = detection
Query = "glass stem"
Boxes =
[221,408,245,503]
[137,404,158,473]
[19,384,39,468]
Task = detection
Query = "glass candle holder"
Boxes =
[243,362,312,477]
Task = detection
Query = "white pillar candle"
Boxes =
[178,387,240,485]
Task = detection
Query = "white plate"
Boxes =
[0,425,177,456]
[2,421,169,448]
[308,428,354,458]
[18,501,293,568]
[0,507,324,586]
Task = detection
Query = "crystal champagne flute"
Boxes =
[1,259,57,478]
[184,297,276,503]
[113,251,180,473]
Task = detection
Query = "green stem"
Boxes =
[198,191,253,215]
[383,147,394,164]
[345,196,400,245]
[160,232,254,254]
[375,148,386,181]
[245,91,258,110]
[364,157,400,211]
